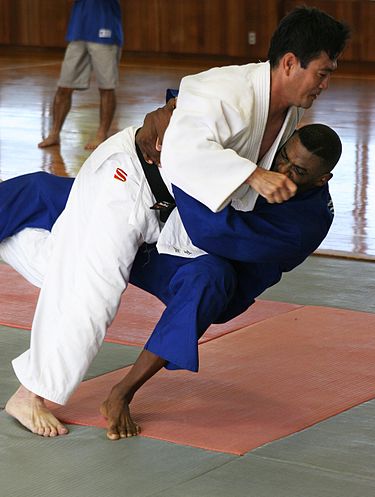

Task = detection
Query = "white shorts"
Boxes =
[58,41,121,90]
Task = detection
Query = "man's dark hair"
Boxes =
[295,124,342,171]
[268,6,350,68]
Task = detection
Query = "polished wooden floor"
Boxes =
[0,48,374,260]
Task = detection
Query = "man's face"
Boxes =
[288,52,337,109]
[272,133,329,192]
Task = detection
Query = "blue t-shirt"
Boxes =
[66,0,123,46]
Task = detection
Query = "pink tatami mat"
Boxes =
[0,263,300,345]
[49,305,375,455]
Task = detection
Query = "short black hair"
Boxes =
[268,6,350,68]
[295,124,342,171]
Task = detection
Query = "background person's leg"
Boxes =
[38,87,74,148]
[85,42,120,150]
[84,89,116,150]
[38,41,91,148]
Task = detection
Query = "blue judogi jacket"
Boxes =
[170,185,333,322]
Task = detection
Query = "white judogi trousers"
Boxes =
[9,131,160,405]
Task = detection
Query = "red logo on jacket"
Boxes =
[114,168,127,182]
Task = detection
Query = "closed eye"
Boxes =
[281,148,306,176]
[280,147,289,161]
[292,165,307,176]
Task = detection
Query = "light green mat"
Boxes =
[253,400,375,481]
[155,455,375,497]
[0,411,235,497]
[151,400,375,497]
[262,255,375,313]
[0,325,141,407]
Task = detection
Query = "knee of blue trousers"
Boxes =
[145,256,238,372]
[167,255,237,341]
[171,255,237,311]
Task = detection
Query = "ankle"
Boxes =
[110,383,130,401]
[17,385,44,402]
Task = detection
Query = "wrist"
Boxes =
[245,166,261,186]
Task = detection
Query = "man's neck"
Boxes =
[269,68,291,119]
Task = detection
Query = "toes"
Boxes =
[130,421,141,436]
[106,419,140,440]
[49,426,58,437]
[119,421,141,438]
[43,427,51,437]
[39,419,52,437]
[43,421,68,437]
[106,421,121,440]
[107,430,121,441]
[57,424,69,436]
[32,418,68,437]
[128,425,140,437]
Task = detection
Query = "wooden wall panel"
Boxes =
[158,0,228,55]
[0,0,11,43]
[38,0,70,47]
[284,0,375,62]
[0,0,373,63]
[122,0,159,52]
[359,1,375,62]
[241,0,283,59]
[0,0,69,47]
[125,0,280,59]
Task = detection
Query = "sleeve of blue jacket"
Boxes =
[173,184,333,269]
[0,172,74,242]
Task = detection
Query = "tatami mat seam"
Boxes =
[249,453,375,482]
[145,457,241,497]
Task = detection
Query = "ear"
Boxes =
[315,172,333,187]
[281,52,300,75]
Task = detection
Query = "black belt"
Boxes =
[135,140,176,223]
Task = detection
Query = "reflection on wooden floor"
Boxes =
[0,49,374,260]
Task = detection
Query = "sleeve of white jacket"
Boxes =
[160,69,258,213]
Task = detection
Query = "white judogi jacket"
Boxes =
[11,127,162,404]
[157,62,303,257]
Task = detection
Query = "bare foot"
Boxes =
[38,134,60,148]
[84,133,107,150]
[5,386,69,437]
[100,388,140,441]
